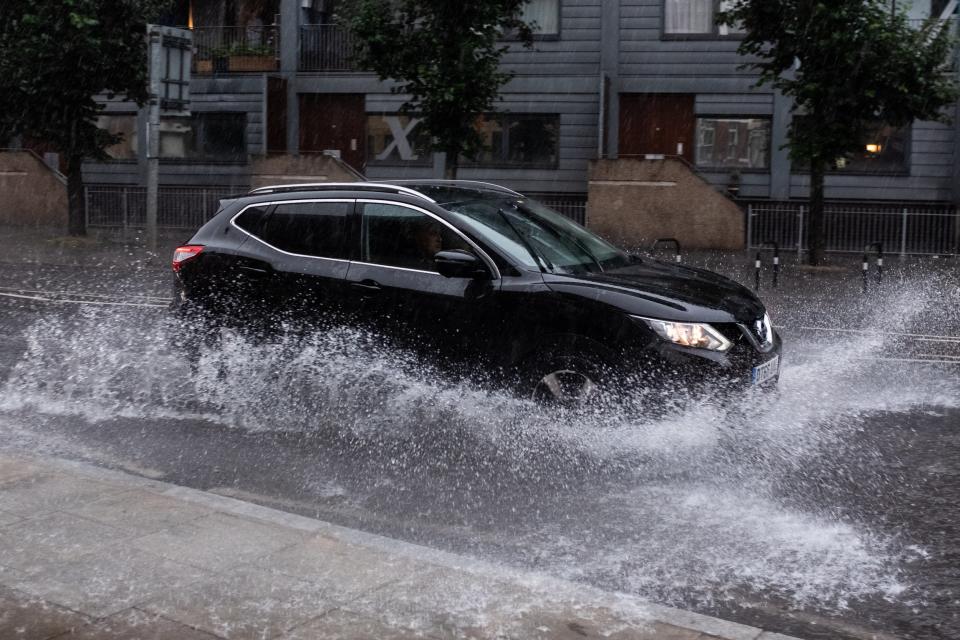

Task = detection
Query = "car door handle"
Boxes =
[351,280,382,292]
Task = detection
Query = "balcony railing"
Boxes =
[300,24,358,72]
[191,25,280,75]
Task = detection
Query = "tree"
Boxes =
[719,1,958,265]
[344,0,534,178]
[0,0,170,236]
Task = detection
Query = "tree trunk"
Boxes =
[443,146,459,179]
[66,154,86,236]
[806,158,826,266]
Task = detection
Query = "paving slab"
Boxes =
[52,607,222,640]
[140,565,344,640]
[253,535,428,594]
[129,511,306,571]
[0,584,91,640]
[64,488,214,536]
[280,608,440,640]
[0,471,125,516]
[0,508,23,526]
[0,511,129,575]
[8,543,210,618]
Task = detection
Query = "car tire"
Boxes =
[524,344,613,407]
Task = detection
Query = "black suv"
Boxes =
[172,180,781,404]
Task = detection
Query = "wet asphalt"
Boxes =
[0,250,958,640]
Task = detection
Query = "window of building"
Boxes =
[257,201,352,259]
[521,0,561,38]
[695,117,770,169]
[467,114,560,168]
[663,0,744,37]
[366,114,432,166]
[96,115,138,160]
[361,203,471,272]
[160,112,247,162]
[834,123,910,174]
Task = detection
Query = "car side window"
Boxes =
[255,201,352,259]
[361,203,471,272]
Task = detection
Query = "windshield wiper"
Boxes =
[496,207,554,273]
[515,203,605,273]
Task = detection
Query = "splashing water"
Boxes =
[1,277,958,619]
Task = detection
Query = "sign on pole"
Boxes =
[146,25,192,253]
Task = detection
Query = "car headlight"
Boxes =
[634,316,733,352]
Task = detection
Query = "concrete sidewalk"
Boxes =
[0,453,799,640]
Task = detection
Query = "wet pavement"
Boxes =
[0,229,958,639]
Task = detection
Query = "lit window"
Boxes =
[837,123,910,174]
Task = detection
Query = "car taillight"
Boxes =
[172,245,203,272]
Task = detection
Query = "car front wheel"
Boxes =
[525,347,610,407]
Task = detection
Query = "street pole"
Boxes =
[146,26,162,255]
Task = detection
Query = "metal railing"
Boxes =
[744,200,960,256]
[85,185,239,230]
[191,25,279,74]
[533,194,588,225]
[299,24,358,71]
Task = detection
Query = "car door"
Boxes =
[345,200,501,364]
[235,198,355,329]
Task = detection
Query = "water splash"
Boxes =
[1,277,958,619]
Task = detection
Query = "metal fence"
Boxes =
[744,200,960,256]
[533,194,588,225]
[299,24,357,71]
[191,25,279,74]
[85,186,239,230]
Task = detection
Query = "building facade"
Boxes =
[86,0,960,206]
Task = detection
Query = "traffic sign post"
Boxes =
[146,25,191,254]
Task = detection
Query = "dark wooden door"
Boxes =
[298,93,366,171]
[619,94,695,162]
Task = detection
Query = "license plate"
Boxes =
[751,355,780,385]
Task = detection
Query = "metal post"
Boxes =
[746,203,753,252]
[772,252,780,288]
[900,207,908,258]
[146,26,162,255]
[862,252,869,293]
[755,251,762,290]
[122,187,129,241]
[84,187,91,231]
[797,205,805,257]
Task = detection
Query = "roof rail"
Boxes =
[247,182,436,203]
[385,179,522,197]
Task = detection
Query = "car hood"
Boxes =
[542,259,766,324]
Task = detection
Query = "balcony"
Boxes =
[299,24,358,72]
[191,25,280,75]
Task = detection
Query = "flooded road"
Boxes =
[0,257,958,640]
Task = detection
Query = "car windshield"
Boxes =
[436,193,632,275]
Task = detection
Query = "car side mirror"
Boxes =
[434,250,489,279]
